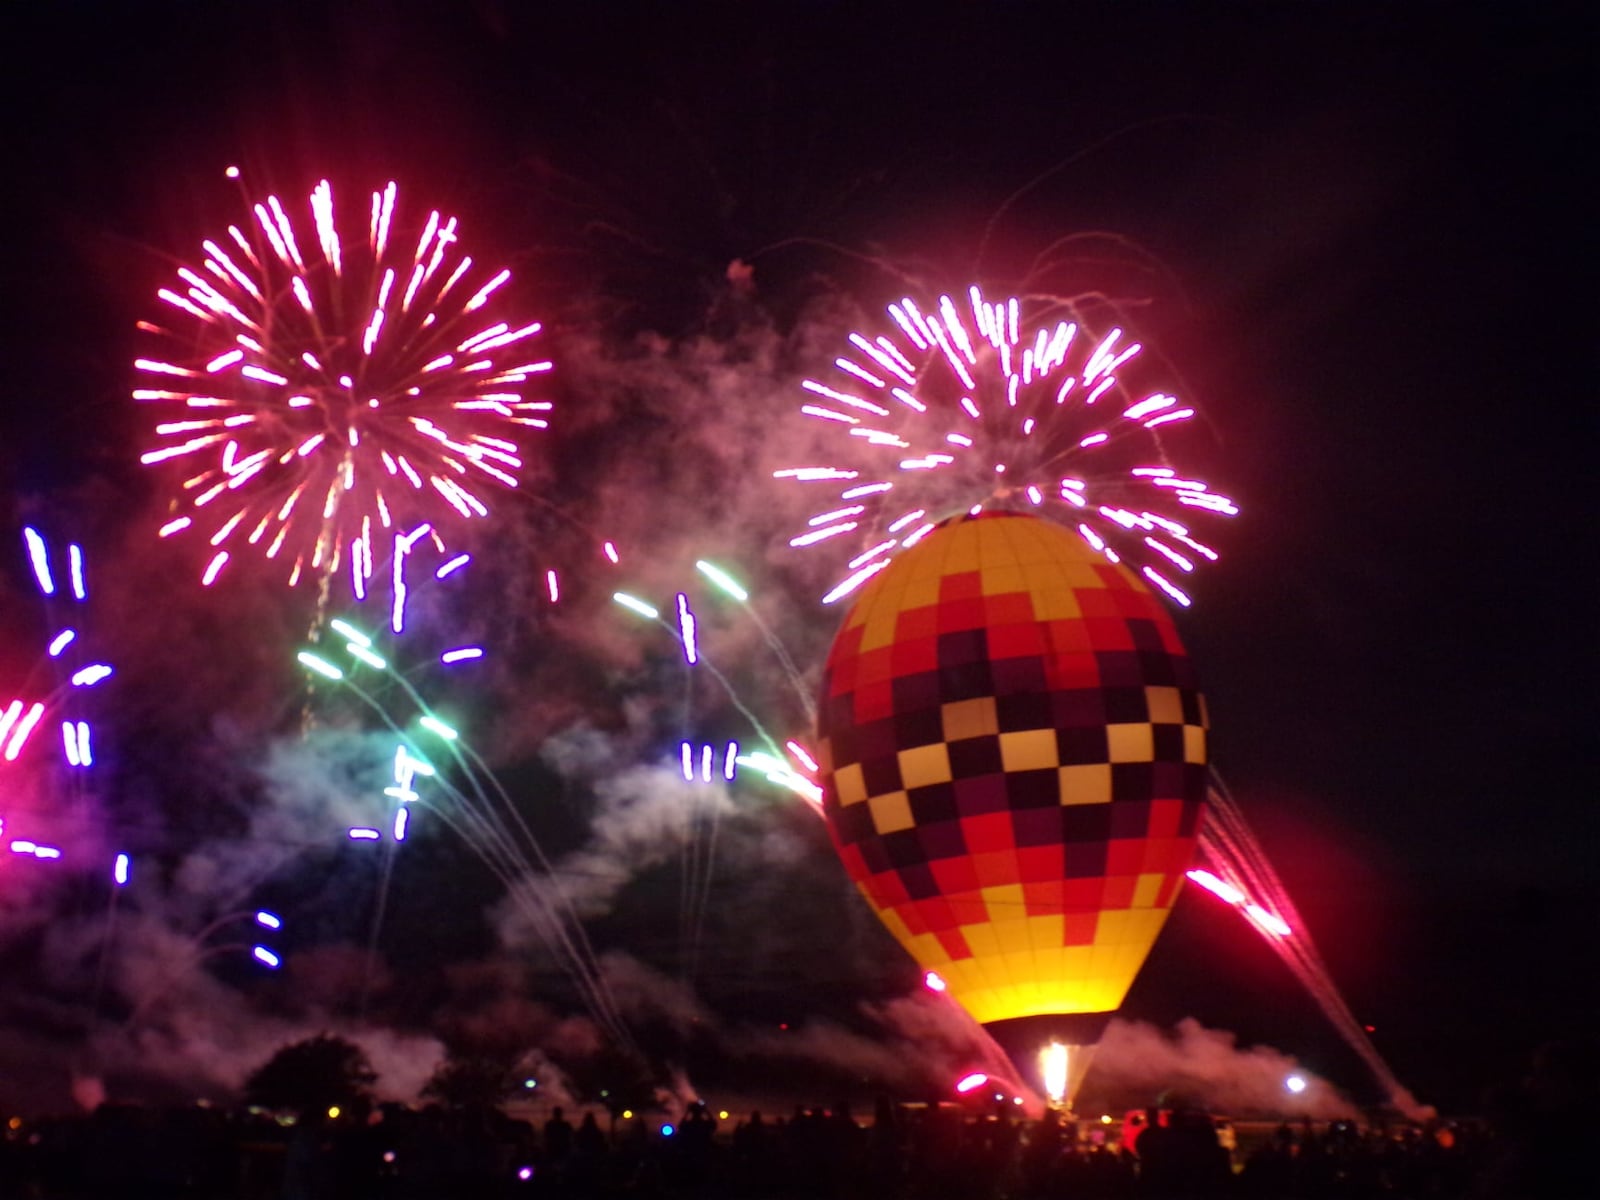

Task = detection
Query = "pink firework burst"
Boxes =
[135,174,552,594]
[776,285,1237,606]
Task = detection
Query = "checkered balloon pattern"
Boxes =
[818,513,1207,1026]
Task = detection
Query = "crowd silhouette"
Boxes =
[1,1038,1590,1199]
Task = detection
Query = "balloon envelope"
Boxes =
[817,513,1207,1048]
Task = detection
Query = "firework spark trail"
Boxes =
[672,564,817,984]
[119,910,299,1032]
[610,586,826,984]
[1197,773,1422,1115]
[694,560,816,725]
[305,639,637,1053]
[3,529,119,872]
[135,173,552,596]
[777,286,1236,606]
[610,595,789,763]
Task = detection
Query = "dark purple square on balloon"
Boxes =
[937,628,987,667]
[1148,761,1188,800]
[1180,689,1204,725]
[821,689,854,732]
[832,802,877,846]
[996,692,1054,732]
[948,736,1003,777]
[918,820,967,861]
[1006,769,1060,809]
[909,782,960,825]
[859,837,892,874]
[827,724,860,769]
[851,719,902,761]
[892,671,943,715]
[1052,690,1107,727]
[894,704,944,749]
[1111,763,1155,803]
[1138,649,1180,686]
[1057,726,1109,765]
[953,774,1010,815]
[991,655,1048,697]
[1103,687,1149,723]
[1151,724,1185,763]
[898,862,942,900]
[1094,651,1145,688]
[1012,807,1062,847]
[860,754,904,796]
[1063,841,1108,878]
[1127,618,1167,653]
[939,660,994,702]
[882,830,926,869]
[1110,800,1152,839]
[1061,804,1113,844]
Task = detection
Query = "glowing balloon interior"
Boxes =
[817,513,1207,1067]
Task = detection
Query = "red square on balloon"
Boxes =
[1077,589,1123,619]
[937,597,987,634]
[972,851,1018,888]
[960,813,1016,854]
[934,925,973,961]
[899,901,930,936]
[1017,845,1064,882]
[855,647,895,685]
[914,897,959,934]
[1084,617,1134,651]
[1045,619,1095,652]
[895,606,940,642]
[1149,799,1185,838]
[987,621,1046,660]
[852,682,895,724]
[834,842,867,880]
[1114,587,1156,620]
[1024,880,1066,915]
[985,592,1036,627]
[1106,839,1146,875]
[1100,876,1137,909]
[1092,564,1127,590]
[891,637,938,676]
[1047,653,1102,689]
[827,621,864,665]
[1062,878,1103,911]
[1157,873,1184,907]
[1062,911,1099,946]
[939,571,984,603]
[865,870,909,909]
[931,857,981,896]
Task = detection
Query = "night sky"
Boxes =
[0,1,1593,1117]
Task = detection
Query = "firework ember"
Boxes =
[777,286,1236,606]
[135,173,552,593]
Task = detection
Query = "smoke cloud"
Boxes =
[1090,1016,1360,1120]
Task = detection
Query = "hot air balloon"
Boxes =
[816,512,1208,1103]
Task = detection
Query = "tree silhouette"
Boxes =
[243,1033,377,1116]
[422,1055,522,1112]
